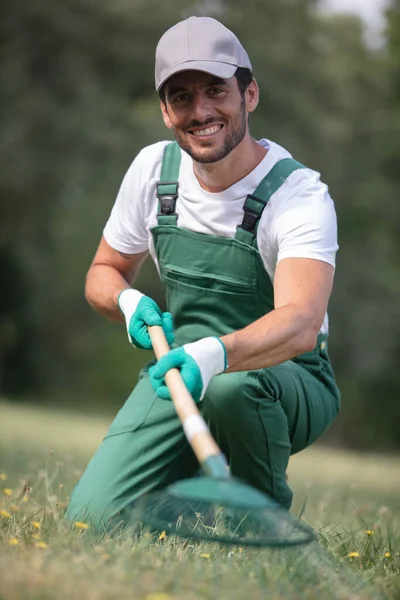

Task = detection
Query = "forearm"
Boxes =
[85,264,129,323]
[221,304,320,373]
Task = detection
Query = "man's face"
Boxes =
[160,71,255,164]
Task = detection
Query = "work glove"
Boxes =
[118,288,174,350]
[149,337,228,403]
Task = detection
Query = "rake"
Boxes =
[130,325,316,547]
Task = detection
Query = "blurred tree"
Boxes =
[0,0,187,399]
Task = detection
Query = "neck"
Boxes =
[192,136,268,193]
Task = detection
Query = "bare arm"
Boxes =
[85,236,148,322]
[221,257,334,372]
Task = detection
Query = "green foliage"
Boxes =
[1,0,400,449]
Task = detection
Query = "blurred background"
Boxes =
[1,0,400,453]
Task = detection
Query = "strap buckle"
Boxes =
[157,182,179,216]
[158,195,177,215]
[238,194,267,234]
[240,209,259,233]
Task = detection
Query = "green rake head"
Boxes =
[131,476,316,548]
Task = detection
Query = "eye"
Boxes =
[171,93,189,104]
[208,87,224,96]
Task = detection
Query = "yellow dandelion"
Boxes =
[347,551,359,558]
[22,495,29,503]
[0,474,7,481]
[0,509,11,519]
[384,552,391,558]
[365,530,374,536]
[32,521,41,530]
[74,521,89,530]
[158,530,167,541]
[8,538,19,546]
[35,541,48,549]
[200,553,210,559]
[3,489,13,497]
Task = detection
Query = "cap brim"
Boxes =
[156,61,237,91]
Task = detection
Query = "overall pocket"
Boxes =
[161,263,257,295]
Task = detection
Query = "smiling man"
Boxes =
[66,17,341,531]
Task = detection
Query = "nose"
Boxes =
[191,93,213,123]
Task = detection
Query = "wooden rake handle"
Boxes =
[148,325,222,465]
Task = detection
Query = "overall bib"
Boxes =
[66,143,341,531]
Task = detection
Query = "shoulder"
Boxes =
[106,140,173,222]
[260,139,330,202]
[257,141,338,271]
[258,140,334,214]
[136,140,172,163]
[124,140,172,184]
[273,167,335,221]
[265,164,337,240]
[103,142,173,253]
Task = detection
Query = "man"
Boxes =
[66,16,340,531]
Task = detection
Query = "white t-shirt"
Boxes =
[104,138,338,334]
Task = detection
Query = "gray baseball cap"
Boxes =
[155,16,252,91]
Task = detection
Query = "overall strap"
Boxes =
[235,158,306,247]
[157,142,182,226]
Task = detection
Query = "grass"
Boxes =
[0,400,399,600]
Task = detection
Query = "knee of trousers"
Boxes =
[202,370,275,433]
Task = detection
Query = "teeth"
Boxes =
[192,126,221,136]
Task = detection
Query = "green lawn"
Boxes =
[0,400,399,600]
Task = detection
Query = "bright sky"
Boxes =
[319,0,391,45]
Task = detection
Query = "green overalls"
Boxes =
[66,142,341,532]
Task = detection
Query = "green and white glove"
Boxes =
[149,337,228,403]
[118,288,174,350]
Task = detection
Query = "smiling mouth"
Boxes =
[189,124,224,137]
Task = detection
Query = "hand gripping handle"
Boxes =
[148,325,228,477]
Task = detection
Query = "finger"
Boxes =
[156,385,172,400]
[161,312,175,344]
[148,367,171,400]
[141,310,163,327]
[179,362,203,402]
[133,333,152,350]
[138,297,163,326]
[150,348,186,379]
[148,365,163,387]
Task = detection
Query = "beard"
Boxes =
[172,99,247,164]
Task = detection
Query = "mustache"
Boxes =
[185,117,222,131]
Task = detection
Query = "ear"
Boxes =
[246,79,259,114]
[160,101,173,129]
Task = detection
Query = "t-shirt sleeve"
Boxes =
[103,142,168,254]
[259,170,339,275]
